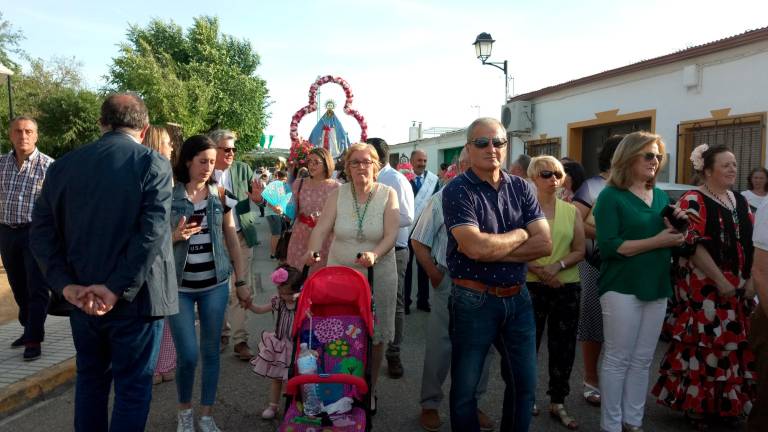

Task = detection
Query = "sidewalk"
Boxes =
[0,316,76,416]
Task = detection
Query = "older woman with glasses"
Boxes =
[526,156,585,430]
[593,131,687,432]
[305,142,399,412]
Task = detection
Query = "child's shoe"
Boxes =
[176,408,194,432]
[261,403,279,420]
[198,415,221,432]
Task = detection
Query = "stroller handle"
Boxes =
[284,373,369,396]
[299,253,374,289]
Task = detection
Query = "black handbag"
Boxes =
[47,288,74,316]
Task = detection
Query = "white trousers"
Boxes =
[599,291,666,432]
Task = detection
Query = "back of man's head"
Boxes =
[515,153,532,171]
[99,93,149,132]
[366,138,389,164]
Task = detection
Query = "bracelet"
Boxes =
[235,280,247,287]
[559,260,566,270]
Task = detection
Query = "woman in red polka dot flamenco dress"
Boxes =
[652,144,757,430]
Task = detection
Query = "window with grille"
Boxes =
[677,116,765,190]
[525,137,561,158]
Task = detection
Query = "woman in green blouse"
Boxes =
[593,131,687,432]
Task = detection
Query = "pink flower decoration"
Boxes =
[271,268,289,285]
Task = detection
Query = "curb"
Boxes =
[0,358,76,417]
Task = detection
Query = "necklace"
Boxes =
[703,184,740,240]
[350,182,374,242]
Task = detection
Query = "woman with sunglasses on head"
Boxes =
[285,147,340,274]
[526,156,585,430]
[592,131,687,432]
[305,142,400,413]
[652,144,756,430]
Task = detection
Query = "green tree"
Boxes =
[0,57,101,157]
[0,12,24,68]
[107,16,270,151]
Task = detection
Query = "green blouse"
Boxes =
[593,185,672,301]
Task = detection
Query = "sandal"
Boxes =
[621,423,644,432]
[549,404,578,430]
[582,382,601,407]
[532,403,540,416]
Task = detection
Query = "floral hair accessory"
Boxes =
[690,143,709,171]
[271,268,289,285]
[443,163,459,181]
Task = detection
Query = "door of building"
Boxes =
[581,119,652,177]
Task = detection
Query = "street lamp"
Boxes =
[472,32,510,102]
[0,62,13,121]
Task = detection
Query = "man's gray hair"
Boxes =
[466,117,504,143]
[99,92,149,131]
[208,129,237,145]
[9,115,38,129]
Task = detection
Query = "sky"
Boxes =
[3,0,768,148]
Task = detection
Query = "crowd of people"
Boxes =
[1,92,767,432]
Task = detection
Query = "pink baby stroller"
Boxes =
[279,264,375,431]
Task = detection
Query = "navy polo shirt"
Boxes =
[442,168,544,286]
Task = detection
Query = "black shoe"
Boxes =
[404,307,411,315]
[11,336,24,349]
[417,304,431,312]
[23,345,41,361]
[387,357,404,379]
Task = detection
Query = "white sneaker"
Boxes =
[176,409,194,432]
[199,416,222,432]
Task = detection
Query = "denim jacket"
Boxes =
[171,183,232,287]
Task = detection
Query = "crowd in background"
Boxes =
[1,92,767,432]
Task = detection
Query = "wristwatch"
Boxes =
[235,280,247,287]
[559,260,566,270]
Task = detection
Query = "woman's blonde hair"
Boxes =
[343,143,381,180]
[142,125,170,153]
[607,131,666,190]
[527,155,564,179]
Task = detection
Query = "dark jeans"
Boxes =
[0,224,49,343]
[405,245,429,309]
[70,309,162,432]
[449,283,537,432]
[528,281,580,404]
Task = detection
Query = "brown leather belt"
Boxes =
[452,278,521,298]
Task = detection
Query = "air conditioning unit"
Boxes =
[501,101,532,134]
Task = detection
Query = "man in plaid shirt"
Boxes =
[0,116,53,361]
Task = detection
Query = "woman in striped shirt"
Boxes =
[168,135,250,432]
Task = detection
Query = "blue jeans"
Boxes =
[449,284,537,432]
[168,280,229,406]
[69,310,162,432]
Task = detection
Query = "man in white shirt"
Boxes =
[367,138,415,378]
[748,200,768,431]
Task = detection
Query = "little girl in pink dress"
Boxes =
[249,265,302,419]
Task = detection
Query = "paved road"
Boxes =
[0,219,742,431]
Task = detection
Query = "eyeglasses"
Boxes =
[642,152,663,163]
[471,137,508,148]
[539,170,563,180]
[349,159,374,168]
[307,159,323,166]
[218,147,237,154]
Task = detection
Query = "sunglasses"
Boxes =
[218,147,237,154]
[539,170,563,180]
[471,137,508,148]
[642,152,663,163]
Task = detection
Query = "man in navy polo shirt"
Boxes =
[443,117,552,432]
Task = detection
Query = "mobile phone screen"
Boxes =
[187,214,204,226]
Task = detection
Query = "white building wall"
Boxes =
[527,41,768,180]
[389,130,466,174]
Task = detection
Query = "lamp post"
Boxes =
[0,63,13,121]
[472,32,510,102]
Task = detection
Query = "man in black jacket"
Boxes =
[30,93,177,432]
